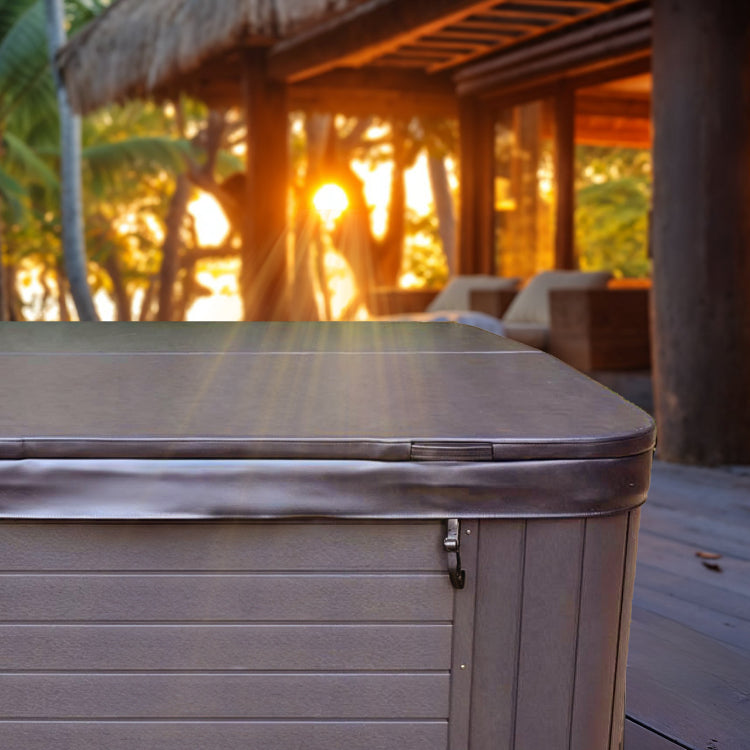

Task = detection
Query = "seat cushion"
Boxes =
[378,310,507,336]
[503,270,612,326]
[427,275,519,312]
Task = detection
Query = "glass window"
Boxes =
[574,74,652,279]
[494,99,557,279]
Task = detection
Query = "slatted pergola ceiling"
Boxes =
[271,0,639,82]
[372,1,630,72]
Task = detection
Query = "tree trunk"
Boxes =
[103,252,131,321]
[374,122,407,287]
[138,278,157,322]
[157,175,190,321]
[5,262,22,320]
[44,0,98,321]
[427,154,456,275]
[56,259,70,321]
[652,0,750,464]
[0,219,6,322]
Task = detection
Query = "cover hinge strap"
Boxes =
[443,518,466,589]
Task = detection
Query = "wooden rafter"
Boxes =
[268,0,503,82]
[269,0,644,83]
[428,0,642,72]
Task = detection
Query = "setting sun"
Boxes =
[312,183,349,228]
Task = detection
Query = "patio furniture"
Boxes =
[368,275,519,317]
[548,287,652,371]
[494,270,613,350]
[376,270,612,344]
[367,287,440,315]
[426,274,519,312]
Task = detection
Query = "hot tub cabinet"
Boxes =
[0,322,654,750]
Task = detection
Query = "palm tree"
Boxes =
[44,0,97,319]
[1,0,208,320]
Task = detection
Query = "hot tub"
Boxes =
[0,322,654,750]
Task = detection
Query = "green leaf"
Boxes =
[2,131,59,193]
[0,168,26,220]
[0,1,57,128]
[0,0,37,40]
[82,136,191,195]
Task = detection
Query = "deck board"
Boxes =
[625,461,750,750]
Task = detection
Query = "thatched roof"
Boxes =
[59,0,368,114]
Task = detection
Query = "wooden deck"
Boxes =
[625,461,750,750]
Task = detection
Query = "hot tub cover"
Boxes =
[0,322,654,519]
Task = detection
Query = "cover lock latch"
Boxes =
[443,518,466,590]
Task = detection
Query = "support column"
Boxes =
[458,96,494,275]
[554,87,575,270]
[241,50,289,321]
[652,0,750,463]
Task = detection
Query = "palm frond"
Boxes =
[83,136,191,195]
[0,0,57,128]
[0,0,36,40]
[2,131,59,193]
[0,168,26,220]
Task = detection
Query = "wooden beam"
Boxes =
[651,0,750,464]
[458,96,494,274]
[289,68,457,117]
[576,93,650,118]
[432,0,646,74]
[268,0,500,82]
[241,50,290,321]
[437,28,518,43]
[450,18,548,33]
[554,87,576,270]
[455,3,650,95]
[575,114,651,148]
[480,8,578,22]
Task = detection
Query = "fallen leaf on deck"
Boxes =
[701,561,723,572]
[695,550,722,560]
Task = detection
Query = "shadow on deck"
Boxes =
[625,461,750,749]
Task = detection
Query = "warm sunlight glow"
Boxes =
[115,212,164,244]
[399,272,422,289]
[187,259,242,321]
[313,183,349,228]
[188,192,230,246]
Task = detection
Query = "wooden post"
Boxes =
[652,0,750,464]
[241,50,289,321]
[458,96,494,275]
[554,87,575,270]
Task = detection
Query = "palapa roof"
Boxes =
[58,0,368,113]
[60,0,649,116]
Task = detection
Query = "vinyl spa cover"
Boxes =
[0,322,655,520]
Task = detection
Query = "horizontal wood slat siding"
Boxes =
[0,522,445,571]
[0,573,453,622]
[0,721,448,750]
[0,624,452,671]
[0,673,450,719]
[0,522,452,748]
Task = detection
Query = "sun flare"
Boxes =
[313,183,349,228]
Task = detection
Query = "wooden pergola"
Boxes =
[59,0,750,466]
